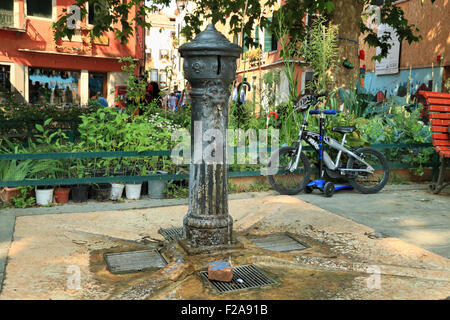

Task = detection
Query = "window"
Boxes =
[159,70,167,83]
[88,2,95,25]
[146,50,152,61]
[0,1,13,11]
[303,71,314,95]
[27,0,52,19]
[28,68,80,105]
[88,72,106,99]
[160,49,170,60]
[150,69,158,82]
[233,33,239,45]
[0,65,11,94]
[264,17,277,52]
[88,0,111,25]
[0,0,13,27]
[270,34,278,52]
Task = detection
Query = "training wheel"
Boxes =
[324,182,335,197]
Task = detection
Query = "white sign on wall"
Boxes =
[375,24,401,75]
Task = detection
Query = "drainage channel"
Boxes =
[247,233,309,252]
[159,227,185,241]
[200,264,278,293]
[104,249,167,274]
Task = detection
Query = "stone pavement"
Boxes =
[296,184,450,258]
[0,185,448,299]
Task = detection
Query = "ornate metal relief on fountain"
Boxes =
[179,24,241,248]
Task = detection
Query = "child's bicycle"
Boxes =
[267,93,390,197]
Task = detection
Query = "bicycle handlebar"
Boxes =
[293,92,329,113]
[309,110,338,115]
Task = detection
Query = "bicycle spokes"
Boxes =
[352,153,384,187]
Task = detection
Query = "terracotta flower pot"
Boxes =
[0,187,21,204]
[54,187,71,204]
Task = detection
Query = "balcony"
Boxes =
[0,9,26,33]
[0,9,13,28]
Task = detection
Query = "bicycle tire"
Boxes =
[346,147,390,194]
[267,146,311,195]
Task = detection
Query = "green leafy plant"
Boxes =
[0,159,36,181]
[119,56,147,115]
[165,183,188,199]
[26,118,68,180]
[11,186,35,208]
[300,16,339,93]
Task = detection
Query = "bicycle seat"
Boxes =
[332,126,356,134]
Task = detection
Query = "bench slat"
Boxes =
[432,133,449,140]
[429,105,450,112]
[429,113,450,119]
[431,126,449,132]
[433,140,450,146]
[419,91,450,99]
[426,98,450,105]
[431,119,450,126]
[436,146,450,158]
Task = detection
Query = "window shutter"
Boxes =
[255,27,259,49]
[264,17,273,52]
[243,34,249,52]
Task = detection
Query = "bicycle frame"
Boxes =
[289,111,375,176]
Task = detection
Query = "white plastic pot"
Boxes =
[36,188,54,206]
[125,183,142,200]
[110,183,125,200]
[148,180,167,199]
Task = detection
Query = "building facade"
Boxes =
[145,9,177,91]
[359,0,449,96]
[0,0,144,106]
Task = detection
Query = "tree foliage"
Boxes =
[53,0,436,61]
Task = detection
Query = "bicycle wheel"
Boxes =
[346,147,390,194]
[267,146,311,195]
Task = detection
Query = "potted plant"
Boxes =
[106,158,125,200]
[70,158,90,203]
[27,119,68,205]
[54,158,72,204]
[124,157,144,200]
[54,186,71,204]
[32,159,64,206]
[147,157,170,199]
[0,160,35,204]
[91,183,112,201]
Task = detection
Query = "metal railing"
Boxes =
[0,143,439,188]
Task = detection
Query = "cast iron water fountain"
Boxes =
[179,24,241,248]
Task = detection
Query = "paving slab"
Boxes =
[0,215,14,281]
[295,185,450,258]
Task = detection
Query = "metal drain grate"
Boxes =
[247,233,309,252]
[200,264,277,293]
[159,227,185,241]
[104,249,167,274]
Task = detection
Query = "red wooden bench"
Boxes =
[418,91,450,194]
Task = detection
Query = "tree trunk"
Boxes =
[329,0,365,89]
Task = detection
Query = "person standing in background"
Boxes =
[96,92,108,107]
[169,93,177,111]
[232,82,238,103]
[175,90,182,108]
